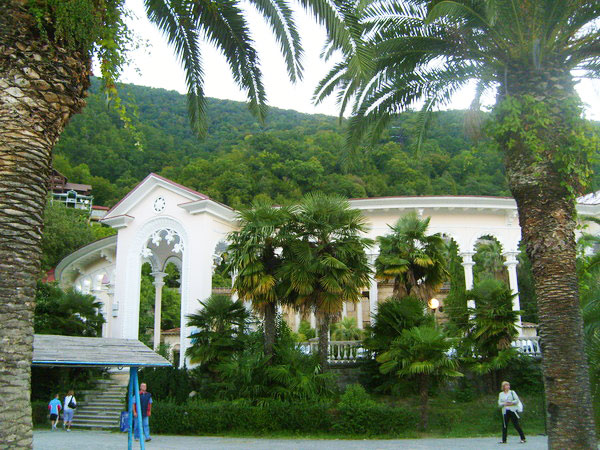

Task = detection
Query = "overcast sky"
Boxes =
[119,0,600,120]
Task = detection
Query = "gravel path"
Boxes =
[34,429,547,449]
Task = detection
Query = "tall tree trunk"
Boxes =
[263,301,276,361]
[496,67,597,449]
[317,313,330,372]
[0,3,90,447]
[419,374,429,430]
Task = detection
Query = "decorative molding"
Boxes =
[101,215,134,229]
[178,199,237,222]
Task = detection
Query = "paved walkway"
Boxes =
[34,430,546,449]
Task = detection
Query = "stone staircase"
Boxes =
[71,377,127,430]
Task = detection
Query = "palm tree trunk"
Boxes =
[263,301,276,361]
[317,314,330,372]
[419,374,429,430]
[497,68,597,449]
[0,3,90,446]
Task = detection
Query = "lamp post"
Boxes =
[428,297,439,314]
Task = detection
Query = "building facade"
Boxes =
[55,173,600,366]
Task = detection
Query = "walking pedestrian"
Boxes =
[48,394,62,431]
[63,390,77,431]
[498,380,526,444]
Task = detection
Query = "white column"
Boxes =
[356,299,363,330]
[310,312,316,329]
[460,252,475,290]
[503,252,522,330]
[295,312,301,331]
[368,253,379,324]
[460,252,476,309]
[342,302,347,319]
[151,271,167,351]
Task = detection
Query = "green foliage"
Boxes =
[52,80,532,210]
[34,281,104,336]
[31,401,49,425]
[468,279,520,358]
[297,320,316,340]
[378,325,461,376]
[149,398,420,436]
[331,317,362,341]
[138,367,196,404]
[41,201,96,272]
[26,0,131,89]
[365,296,431,355]
[375,212,448,302]
[185,295,251,370]
[214,319,337,402]
[472,238,507,284]
[32,282,106,402]
[491,95,596,196]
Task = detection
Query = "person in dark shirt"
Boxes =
[133,382,153,442]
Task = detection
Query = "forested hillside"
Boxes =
[53,78,598,208]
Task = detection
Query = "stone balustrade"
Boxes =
[299,336,542,362]
[511,336,542,358]
[298,340,368,363]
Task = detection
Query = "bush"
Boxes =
[502,354,544,394]
[32,401,48,426]
[150,397,419,436]
[138,366,196,403]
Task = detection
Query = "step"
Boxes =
[75,414,122,421]
[77,403,125,411]
[73,416,120,426]
[78,401,125,408]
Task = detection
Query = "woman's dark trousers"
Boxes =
[502,410,525,442]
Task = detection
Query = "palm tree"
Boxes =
[378,325,462,430]
[331,317,362,340]
[227,200,292,359]
[0,0,352,443]
[185,295,250,371]
[375,212,448,302]
[280,193,372,370]
[473,238,508,284]
[316,1,600,445]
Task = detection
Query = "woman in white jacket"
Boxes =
[498,381,526,444]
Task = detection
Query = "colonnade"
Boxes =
[331,248,522,330]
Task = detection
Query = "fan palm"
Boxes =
[317,1,600,445]
[375,211,448,302]
[280,193,372,370]
[227,200,292,359]
[331,317,362,340]
[378,325,462,430]
[185,295,250,370]
[0,0,350,443]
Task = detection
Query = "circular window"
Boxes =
[153,196,166,213]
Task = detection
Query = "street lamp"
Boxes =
[428,297,439,313]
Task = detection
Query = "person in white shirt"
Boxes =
[63,390,77,432]
[498,381,526,444]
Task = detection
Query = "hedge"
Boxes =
[150,400,419,436]
[32,401,49,426]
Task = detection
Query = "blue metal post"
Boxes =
[132,367,146,450]
[128,368,134,450]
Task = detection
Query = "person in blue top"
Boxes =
[48,394,62,431]
[133,382,153,442]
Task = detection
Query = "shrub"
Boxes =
[149,398,421,436]
[32,401,48,425]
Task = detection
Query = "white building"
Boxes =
[55,173,600,366]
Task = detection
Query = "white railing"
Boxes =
[298,336,542,362]
[298,340,368,363]
[512,336,542,357]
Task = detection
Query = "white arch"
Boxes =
[122,216,190,357]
